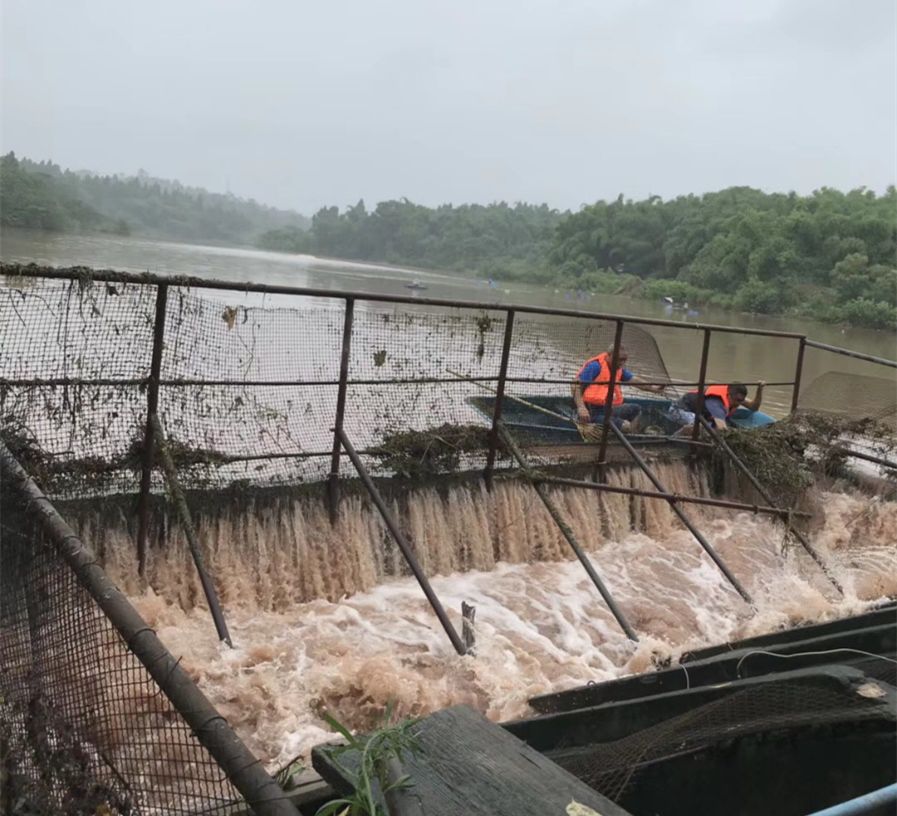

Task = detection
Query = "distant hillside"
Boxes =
[0,152,309,245]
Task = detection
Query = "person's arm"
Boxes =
[571,379,590,423]
[745,381,765,412]
[572,360,600,422]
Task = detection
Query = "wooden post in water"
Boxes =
[461,602,476,655]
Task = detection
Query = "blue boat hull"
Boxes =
[468,395,775,445]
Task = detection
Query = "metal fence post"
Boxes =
[595,319,625,481]
[135,283,168,578]
[691,328,712,442]
[791,336,806,415]
[484,310,515,488]
[328,297,355,524]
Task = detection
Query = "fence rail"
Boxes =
[0,439,297,815]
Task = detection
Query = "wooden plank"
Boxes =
[312,705,632,816]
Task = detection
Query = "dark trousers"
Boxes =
[587,403,641,427]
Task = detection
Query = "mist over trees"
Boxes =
[1,152,893,328]
[260,187,896,329]
[0,152,309,244]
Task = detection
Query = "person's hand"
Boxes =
[757,380,766,388]
[577,406,591,424]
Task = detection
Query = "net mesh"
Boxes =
[2,270,678,495]
[797,371,897,432]
[554,669,897,804]
[0,475,251,814]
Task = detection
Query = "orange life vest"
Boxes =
[690,385,734,416]
[578,352,624,406]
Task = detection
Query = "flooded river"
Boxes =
[2,227,895,417]
[3,227,896,771]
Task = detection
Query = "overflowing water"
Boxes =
[75,463,897,769]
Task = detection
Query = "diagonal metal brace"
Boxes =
[497,422,639,642]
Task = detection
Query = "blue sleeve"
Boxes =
[579,361,601,383]
[705,398,728,420]
[620,368,634,382]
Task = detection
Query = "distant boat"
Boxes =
[405,280,428,291]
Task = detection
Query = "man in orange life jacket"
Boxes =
[572,344,666,433]
[675,382,765,431]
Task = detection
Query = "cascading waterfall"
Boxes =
[71,461,897,768]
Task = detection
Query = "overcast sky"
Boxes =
[2,0,895,214]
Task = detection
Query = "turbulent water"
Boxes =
[84,464,897,769]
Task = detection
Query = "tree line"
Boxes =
[1,151,893,328]
[0,152,308,245]
[260,187,896,329]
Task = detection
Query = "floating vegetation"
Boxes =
[717,412,897,505]
[370,423,497,479]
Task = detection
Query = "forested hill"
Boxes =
[258,199,564,277]
[0,152,309,245]
[260,187,897,329]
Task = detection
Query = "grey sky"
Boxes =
[2,0,894,214]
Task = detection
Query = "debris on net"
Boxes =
[369,423,497,479]
[717,412,897,506]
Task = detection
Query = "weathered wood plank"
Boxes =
[312,705,632,816]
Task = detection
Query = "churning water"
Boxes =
[86,464,897,769]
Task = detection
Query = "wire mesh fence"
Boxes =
[0,443,296,815]
[3,264,895,501]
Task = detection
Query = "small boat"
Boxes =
[405,280,428,291]
[468,394,775,446]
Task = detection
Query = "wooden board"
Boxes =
[312,704,632,816]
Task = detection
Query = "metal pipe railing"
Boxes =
[698,417,843,594]
[595,320,625,481]
[336,429,467,656]
[803,339,897,368]
[484,310,515,487]
[0,440,298,816]
[533,475,813,518]
[691,329,711,442]
[0,376,795,388]
[328,297,354,524]
[790,337,806,414]
[498,423,639,642]
[1,264,808,339]
[151,414,233,646]
[607,422,753,604]
[135,283,168,579]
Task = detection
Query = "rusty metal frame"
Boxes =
[328,297,355,523]
[484,310,515,487]
[336,429,468,655]
[498,422,639,642]
[135,283,168,579]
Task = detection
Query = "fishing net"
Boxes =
[796,371,897,432]
[0,457,262,815]
[552,669,896,805]
[1,266,677,496]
